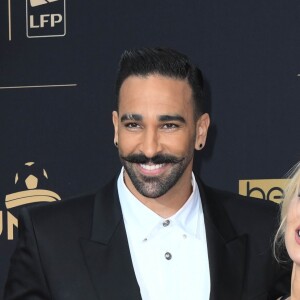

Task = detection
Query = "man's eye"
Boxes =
[162,123,179,129]
[125,123,140,128]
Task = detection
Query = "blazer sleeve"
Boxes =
[3,208,51,300]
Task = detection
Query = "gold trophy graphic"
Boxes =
[5,162,61,209]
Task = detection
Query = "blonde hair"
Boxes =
[274,161,300,261]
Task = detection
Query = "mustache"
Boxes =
[121,153,184,164]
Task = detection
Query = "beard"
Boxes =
[120,152,193,198]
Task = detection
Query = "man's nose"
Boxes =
[140,128,162,158]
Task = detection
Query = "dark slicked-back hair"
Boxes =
[115,47,205,118]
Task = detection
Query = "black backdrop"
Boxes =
[0,0,299,296]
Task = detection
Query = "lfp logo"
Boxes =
[26,0,66,38]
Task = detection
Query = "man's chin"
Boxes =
[124,170,168,198]
[135,184,168,199]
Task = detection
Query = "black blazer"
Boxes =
[4,178,291,300]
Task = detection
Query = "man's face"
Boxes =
[113,74,209,200]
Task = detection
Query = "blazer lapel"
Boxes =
[198,181,247,300]
[80,179,142,300]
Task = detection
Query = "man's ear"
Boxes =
[195,113,210,150]
[112,111,119,145]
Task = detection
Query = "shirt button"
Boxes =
[165,252,172,260]
[182,234,187,239]
[163,220,170,227]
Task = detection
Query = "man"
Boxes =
[4,48,291,299]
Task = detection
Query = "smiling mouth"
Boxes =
[140,163,165,170]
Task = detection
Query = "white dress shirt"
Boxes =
[118,168,210,300]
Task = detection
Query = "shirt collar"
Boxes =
[117,168,202,241]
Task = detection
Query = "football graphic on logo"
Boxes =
[14,162,49,191]
[5,162,61,209]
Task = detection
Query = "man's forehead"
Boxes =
[118,74,193,106]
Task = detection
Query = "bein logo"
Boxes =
[26,0,66,38]
[239,179,290,203]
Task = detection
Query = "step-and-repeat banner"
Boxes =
[0,0,299,295]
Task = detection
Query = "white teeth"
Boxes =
[298,230,300,237]
[140,164,164,170]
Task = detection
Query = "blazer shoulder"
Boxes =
[20,177,117,233]
[202,183,281,235]
[204,183,279,214]
[26,192,95,219]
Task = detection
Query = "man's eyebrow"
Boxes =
[120,114,143,122]
[158,115,186,123]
